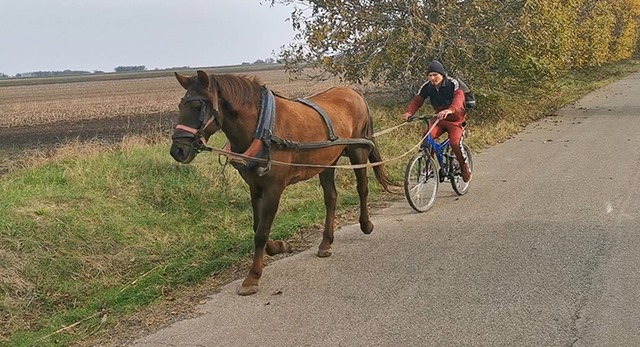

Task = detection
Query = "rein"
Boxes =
[200,118,439,170]
[174,82,439,170]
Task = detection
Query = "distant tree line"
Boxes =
[2,60,281,79]
[241,57,280,65]
[1,70,104,78]
[14,70,93,78]
[114,65,146,72]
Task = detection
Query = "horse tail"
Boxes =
[365,102,402,194]
[368,141,400,193]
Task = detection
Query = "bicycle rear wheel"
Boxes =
[449,143,473,195]
[404,152,439,212]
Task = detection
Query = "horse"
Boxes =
[170,70,395,295]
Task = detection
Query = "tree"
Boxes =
[114,65,146,72]
[271,1,530,88]
[270,0,640,91]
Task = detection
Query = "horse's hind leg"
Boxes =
[346,146,374,234]
[318,167,337,257]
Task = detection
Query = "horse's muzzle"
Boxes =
[170,140,197,164]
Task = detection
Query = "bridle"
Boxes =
[172,95,221,152]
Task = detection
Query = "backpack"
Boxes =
[457,79,476,109]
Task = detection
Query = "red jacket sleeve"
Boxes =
[449,89,465,114]
[406,95,425,115]
[446,89,466,122]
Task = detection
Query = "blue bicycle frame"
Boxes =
[422,134,450,174]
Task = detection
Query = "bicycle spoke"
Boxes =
[404,153,438,213]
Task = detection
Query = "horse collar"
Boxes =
[254,87,276,141]
[224,87,276,174]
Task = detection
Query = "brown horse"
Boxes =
[170,70,395,295]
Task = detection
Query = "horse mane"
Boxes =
[210,74,264,108]
[209,74,341,105]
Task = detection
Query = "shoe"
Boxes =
[439,168,446,182]
[461,163,472,182]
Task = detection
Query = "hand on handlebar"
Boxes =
[436,109,453,120]
[404,114,444,123]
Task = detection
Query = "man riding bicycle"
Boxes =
[402,60,472,182]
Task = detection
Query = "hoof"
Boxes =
[317,248,333,258]
[266,240,293,256]
[361,221,374,234]
[237,285,259,296]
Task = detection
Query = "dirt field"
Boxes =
[0,68,348,174]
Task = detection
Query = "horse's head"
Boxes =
[170,70,222,164]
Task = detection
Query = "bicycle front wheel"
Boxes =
[404,152,439,213]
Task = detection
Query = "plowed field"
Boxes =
[0,68,345,173]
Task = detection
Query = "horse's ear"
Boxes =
[175,72,191,90]
[196,70,211,90]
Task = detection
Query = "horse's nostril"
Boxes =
[170,144,183,161]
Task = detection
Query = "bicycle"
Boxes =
[404,115,474,213]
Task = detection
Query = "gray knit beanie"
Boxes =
[426,60,447,76]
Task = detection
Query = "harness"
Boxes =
[295,98,338,141]
[226,88,374,175]
[175,87,375,176]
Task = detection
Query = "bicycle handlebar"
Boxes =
[407,114,438,123]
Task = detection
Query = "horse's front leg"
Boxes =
[249,184,292,256]
[318,168,337,257]
[237,184,287,296]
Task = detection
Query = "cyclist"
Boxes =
[402,60,472,182]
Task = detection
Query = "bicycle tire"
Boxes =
[449,144,473,195]
[404,152,439,212]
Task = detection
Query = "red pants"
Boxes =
[424,119,467,166]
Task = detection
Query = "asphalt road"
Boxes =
[131,72,640,347]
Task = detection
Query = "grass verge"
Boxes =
[1,59,638,346]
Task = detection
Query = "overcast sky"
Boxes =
[0,0,297,75]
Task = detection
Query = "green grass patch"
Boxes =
[0,137,366,347]
[0,59,638,346]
